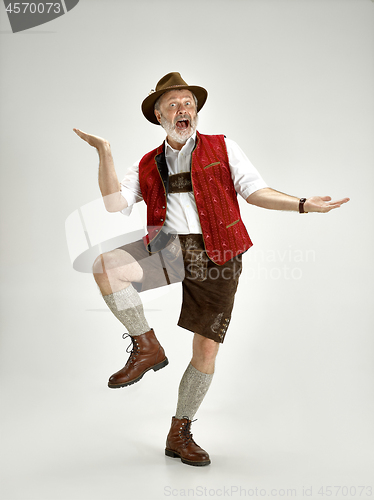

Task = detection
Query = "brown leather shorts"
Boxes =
[119,234,242,343]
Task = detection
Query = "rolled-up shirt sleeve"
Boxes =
[225,138,268,200]
[120,160,143,215]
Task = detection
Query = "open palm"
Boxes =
[305,195,350,213]
[73,128,109,150]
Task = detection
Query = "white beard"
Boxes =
[160,113,199,145]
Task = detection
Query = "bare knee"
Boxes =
[192,334,220,364]
[92,250,126,277]
[92,250,143,284]
[92,252,118,278]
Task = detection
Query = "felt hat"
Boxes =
[141,72,208,125]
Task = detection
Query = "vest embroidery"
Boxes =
[138,131,253,265]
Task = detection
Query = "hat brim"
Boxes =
[141,85,208,125]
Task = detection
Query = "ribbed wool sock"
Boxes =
[175,363,214,420]
[102,284,150,336]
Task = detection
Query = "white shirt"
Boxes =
[120,132,267,234]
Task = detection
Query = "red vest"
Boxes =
[138,131,252,265]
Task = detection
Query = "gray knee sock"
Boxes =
[102,284,150,336]
[175,363,213,420]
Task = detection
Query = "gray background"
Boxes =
[0,0,373,499]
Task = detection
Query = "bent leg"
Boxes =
[92,245,168,387]
[92,248,150,337]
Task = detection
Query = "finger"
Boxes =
[320,196,332,202]
[336,197,350,204]
[328,198,350,206]
[325,202,349,211]
[74,129,88,140]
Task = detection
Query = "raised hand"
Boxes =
[304,196,350,213]
[73,128,110,151]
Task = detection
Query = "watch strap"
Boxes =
[299,198,307,213]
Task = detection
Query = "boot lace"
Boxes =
[122,333,139,364]
[180,417,197,444]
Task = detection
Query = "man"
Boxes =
[73,72,349,467]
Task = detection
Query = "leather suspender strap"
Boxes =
[168,172,193,193]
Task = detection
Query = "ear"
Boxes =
[154,109,162,124]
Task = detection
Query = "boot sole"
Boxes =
[165,448,211,467]
[108,357,169,388]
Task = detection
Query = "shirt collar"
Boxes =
[164,131,197,156]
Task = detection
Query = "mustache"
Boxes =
[173,114,190,125]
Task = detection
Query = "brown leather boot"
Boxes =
[165,416,211,466]
[108,329,168,388]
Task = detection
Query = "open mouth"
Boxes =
[175,119,190,131]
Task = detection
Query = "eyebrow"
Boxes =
[164,93,193,103]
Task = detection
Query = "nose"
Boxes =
[178,103,187,114]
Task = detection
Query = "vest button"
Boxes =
[160,218,164,222]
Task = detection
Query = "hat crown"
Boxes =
[155,72,189,93]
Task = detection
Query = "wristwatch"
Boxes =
[299,198,308,213]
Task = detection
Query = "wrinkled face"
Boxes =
[154,89,198,145]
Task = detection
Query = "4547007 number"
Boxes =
[5,3,61,14]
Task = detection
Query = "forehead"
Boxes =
[160,89,194,105]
